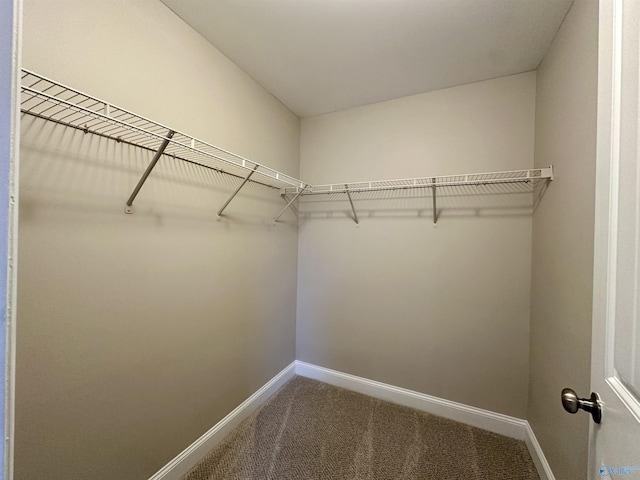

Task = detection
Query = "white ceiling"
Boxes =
[160,0,573,118]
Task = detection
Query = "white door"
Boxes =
[588,0,640,478]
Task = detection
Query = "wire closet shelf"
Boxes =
[20,69,553,223]
[282,168,554,196]
[20,69,307,217]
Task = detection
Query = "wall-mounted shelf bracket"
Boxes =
[124,130,175,214]
[274,187,306,224]
[345,185,359,225]
[217,165,259,220]
[280,193,298,217]
[431,178,437,224]
[540,166,554,180]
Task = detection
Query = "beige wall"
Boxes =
[529,1,598,479]
[297,72,536,418]
[17,1,600,477]
[17,1,299,479]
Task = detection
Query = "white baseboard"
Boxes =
[147,361,296,480]
[294,361,527,438]
[148,360,554,480]
[524,422,556,480]
[294,360,555,480]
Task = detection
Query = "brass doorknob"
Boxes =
[561,388,602,424]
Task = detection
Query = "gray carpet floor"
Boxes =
[182,376,540,480]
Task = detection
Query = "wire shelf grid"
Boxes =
[20,70,306,191]
[283,168,553,196]
[20,69,553,222]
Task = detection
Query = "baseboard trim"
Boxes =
[294,361,527,438]
[147,360,554,480]
[147,361,296,480]
[524,422,556,480]
[295,361,554,480]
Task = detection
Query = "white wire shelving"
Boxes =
[283,168,553,196]
[284,168,553,224]
[20,69,553,224]
[20,69,306,220]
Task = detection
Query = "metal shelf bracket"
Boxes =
[274,186,306,224]
[124,130,175,214]
[345,184,359,225]
[217,165,259,220]
[280,193,299,217]
[432,178,437,224]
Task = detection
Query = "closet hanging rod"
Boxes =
[20,70,306,193]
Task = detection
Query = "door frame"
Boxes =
[0,0,21,479]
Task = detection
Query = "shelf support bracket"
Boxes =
[345,184,359,225]
[540,165,554,180]
[217,165,259,220]
[274,187,306,224]
[432,178,437,224]
[280,193,298,217]
[124,130,175,214]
